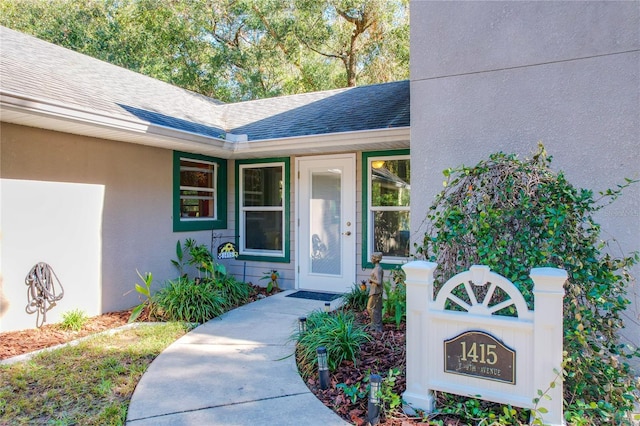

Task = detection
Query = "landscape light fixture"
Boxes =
[298,316,307,334]
[368,374,382,425]
[324,302,331,313]
[317,346,330,390]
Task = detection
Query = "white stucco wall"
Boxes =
[410,1,639,365]
[1,179,104,330]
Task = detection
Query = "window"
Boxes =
[173,151,227,232]
[236,158,290,262]
[362,150,410,267]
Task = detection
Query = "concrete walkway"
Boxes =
[126,290,349,425]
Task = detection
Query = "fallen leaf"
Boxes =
[349,408,365,426]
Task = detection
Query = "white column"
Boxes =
[530,267,567,426]
[402,260,438,414]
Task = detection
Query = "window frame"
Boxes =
[173,151,227,232]
[361,149,411,269]
[235,157,290,263]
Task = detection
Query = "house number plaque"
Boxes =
[444,330,516,384]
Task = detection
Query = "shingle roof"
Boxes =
[1,26,409,142]
[224,81,409,140]
[0,26,226,132]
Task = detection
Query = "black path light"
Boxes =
[368,374,382,425]
[316,346,330,390]
[324,302,331,313]
[298,316,307,334]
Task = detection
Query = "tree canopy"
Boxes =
[0,0,409,102]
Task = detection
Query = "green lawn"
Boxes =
[0,323,188,425]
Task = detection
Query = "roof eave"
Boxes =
[0,91,234,158]
[227,127,410,159]
[1,90,410,159]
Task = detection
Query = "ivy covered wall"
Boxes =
[409,0,639,369]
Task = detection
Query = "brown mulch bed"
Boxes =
[303,311,468,425]
[305,318,415,425]
[0,284,275,361]
[0,310,132,360]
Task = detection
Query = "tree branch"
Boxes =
[296,32,346,61]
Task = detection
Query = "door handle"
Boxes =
[342,231,352,236]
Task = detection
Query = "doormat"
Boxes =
[286,291,343,302]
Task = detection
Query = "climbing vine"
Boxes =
[416,144,639,423]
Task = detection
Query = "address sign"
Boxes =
[444,330,516,384]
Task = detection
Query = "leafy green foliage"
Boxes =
[215,274,252,309]
[417,145,639,423]
[153,277,225,324]
[291,0,409,87]
[131,240,251,324]
[434,393,529,425]
[60,309,88,331]
[260,269,280,293]
[342,281,369,311]
[183,238,226,279]
[171,240,185,277]
[0,0,409,101]
[530,366,563,425]
[335,369,404,417]
[382,268,406,328]
[336,381,367,404]
[377,368,402,414]
[293,309,371,378]
[127,270,155,323]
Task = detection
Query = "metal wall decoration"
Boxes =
[217,242,239,259]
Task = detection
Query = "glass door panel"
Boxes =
[310,171,342,275]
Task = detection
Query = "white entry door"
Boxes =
[297,154,356,293]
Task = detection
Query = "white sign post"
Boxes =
[402,261,567,425]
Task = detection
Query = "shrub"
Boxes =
[159,237,253,322]
[214,274,252,309]
[382,268,406,328]
[342,282,368,312]
[134,238,252,324]
[154,277,225,324]
[173,238,227,279]
[417,145,639,423]
[60,309,88,331]
[294,310,371,378]
[127,270,156,323]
